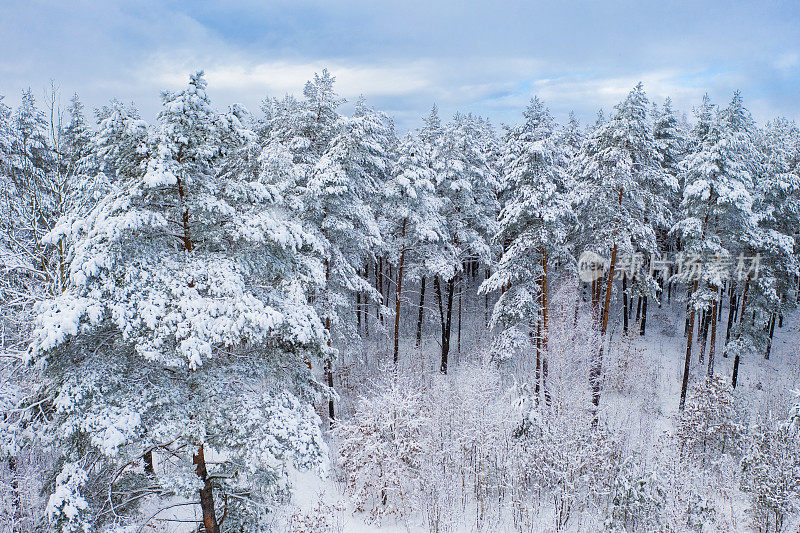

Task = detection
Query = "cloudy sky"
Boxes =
[1,1,798,131]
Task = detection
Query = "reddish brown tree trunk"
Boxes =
[193,445,220,533]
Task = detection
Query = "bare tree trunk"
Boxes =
[457,280,462,354]
[435,275,455,374]
[592,241,618,426]
[484,267,490,328]
[629,287,634,315]
[680,279,699,410]
[416,276,425,347]
[393,220,407,366]
[724,281,737,354]
[356,290,361,336]
[383,257,392,316]
[541,250,550,406]
[622,274,629,334]
[699,306,710,363]
[731,276,750,389]
[193,445,220,533]
[639,296,648,336]
[535,309,541,405]
[685,286,691,337]
[364,263,370,337]
[707,296,718,377]
[765,312,776,360]
[176,176,193,253]
[324,259,335,423]
[377,258,383,322]
[144,450,154,475]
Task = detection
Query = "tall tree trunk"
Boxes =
[680,279,699,410]
[364,263,370,337]
[622,273,629,334]
[699,307,710,363]
[416,276,426,348]
[356,290,362,336]
[176,176,193,253]
[484,267,490,328]
[629,287,634,315]
[731,276,750,389]
[435,275,456,374]
[724,281,737,354]
[592,241,618,425]
[457,280,462,354]
[535,308,541,405]
[707,296,718,377]
[639,296,648,336]
[765,312,776,360]
[393,220,407,365]
[384,258,392,316]
[193,445,220,533]
[377,258,383,322]
[541,250,551,406]
[635,296,642,322]
[685,286,691,337]
[324,259,335,423]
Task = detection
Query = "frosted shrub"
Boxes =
[514,408,624,531]
[288,493,346,533]
[604,454,665,532]
[677,376,746,467]
[335,375,427,522]
[741,423,800,532]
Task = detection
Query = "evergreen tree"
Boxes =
[309,94,389,419]
[430,112,498,373]
[24,72,329,531]
[572,83,673,421]
[481,97,571,408]
[383,133,443,364]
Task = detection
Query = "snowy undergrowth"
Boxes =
[280,294,800,533]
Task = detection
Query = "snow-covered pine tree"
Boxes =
[710,93,771,388]
[675,93,762,406]
[481,97,571,406]
[7,89,54,293]
[752,117,799,359]
[24,72,329,532]
[383,133,443,364]
[653,97,687,259]
[561,110,584,158]
[430,112,498,373]
[308,94,388,419]
[572,83,673,421]
[94,99,150,185]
